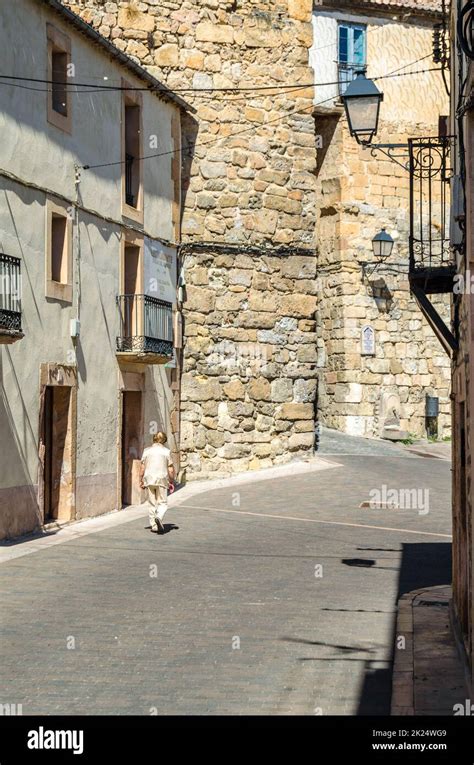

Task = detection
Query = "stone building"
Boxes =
[449,0,474,693]
[65,0,320,480]
[0,0,188,538]
[59,0,454,489]
[310,0,452,440]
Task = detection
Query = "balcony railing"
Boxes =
[116,294,173,358]
[125,154,135,207]
[0,254,22,335]
[409,136,454,282]
[338,61,360,95]
[408,136,457,355]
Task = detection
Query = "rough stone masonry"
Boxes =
[67,0,319,479]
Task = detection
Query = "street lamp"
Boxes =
[360,229,395,279]
[372,228,394,261]
[341,70,384,146]
[342,71,412,169]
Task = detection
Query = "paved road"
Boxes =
[0,437,451,715]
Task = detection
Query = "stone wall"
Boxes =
[312,8,452,440]
[180,247,318,479]
[450,5,474,672]
[315,115,452,439]
[66,1,316,248]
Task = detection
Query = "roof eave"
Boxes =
[314,0,445,20]
[38,0,195,114]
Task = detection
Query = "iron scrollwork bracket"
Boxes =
[363,143,411,171]
[360,260,382,279]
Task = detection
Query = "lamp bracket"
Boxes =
[362,142,410,171]
[359,260,383,279]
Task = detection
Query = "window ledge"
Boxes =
[121,202,144,225]
[0,328,24,345]
[46,280,72,303]
[47,108,72,135]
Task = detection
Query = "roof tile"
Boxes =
[319,0,445,15]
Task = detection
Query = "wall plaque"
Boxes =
[361,325,375,356]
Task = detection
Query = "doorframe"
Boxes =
[120,230,144,296]
[37,363,77,525]
[120,231,145,340]
[117,367,145,510]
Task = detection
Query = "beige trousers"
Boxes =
[147,481,168,527]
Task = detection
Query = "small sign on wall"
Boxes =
[361,325,375,356]
[144,239,177,303]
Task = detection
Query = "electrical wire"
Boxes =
[0,65,443,96]
[0,79,313,102]
[83,93,336,171]
[383,52,433,76]
[457,0,474,59]
[81,64,445,172]
[0,55,444,172]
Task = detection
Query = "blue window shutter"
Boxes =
[338,22,366,95]
[339,25,349,63]
[353,27,366,65]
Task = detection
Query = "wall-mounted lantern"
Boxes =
[359,228,395,280]
[341,70,384,146]
[372,228,395,261]
[342,60,457,355]
[341,70,411,169]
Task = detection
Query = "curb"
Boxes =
[168,453,341,510]
[391,585,453,715]
[404,447,451,461]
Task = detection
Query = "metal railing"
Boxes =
[125,154,135,207]
[409,136,454,273]
[116,294,173,356]
[338,61,360,95]
[0,254,22,332]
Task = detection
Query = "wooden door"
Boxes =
[121,390,143,506]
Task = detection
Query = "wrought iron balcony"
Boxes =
[338,61,360,96]
[408,136,457,354]
[116,294,173,363]
[0,254,23,344]
[409,136,455,290]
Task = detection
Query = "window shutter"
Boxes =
[339,25,349,63]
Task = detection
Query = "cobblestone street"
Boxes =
[0,433,452,715]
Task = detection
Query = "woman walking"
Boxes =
[139,432,175,534]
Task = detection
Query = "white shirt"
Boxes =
[141,444,172,486]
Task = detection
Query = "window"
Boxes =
[120,233,144,302]
[51,51,68,116]
[122,81,143,222]
[338,22,366,95]
[125,105,140,207]
[51,215,68,283]
[47,24,71,133]
[117,234,144,348]
[46,200,72,302]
